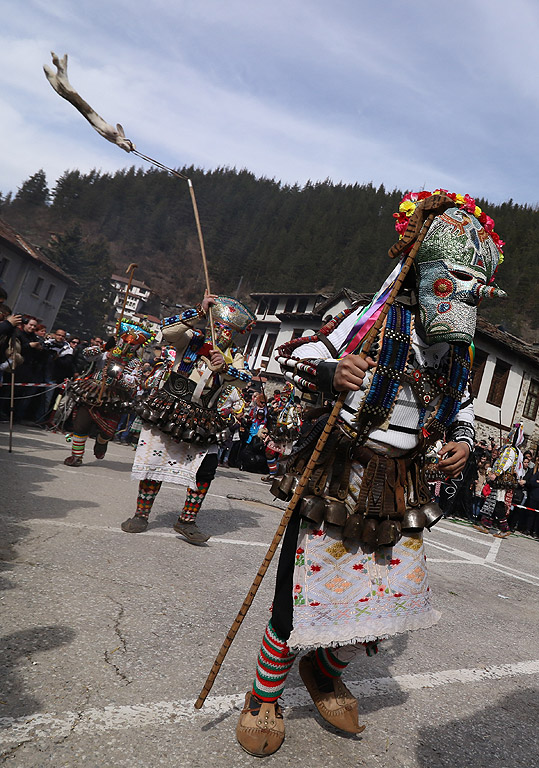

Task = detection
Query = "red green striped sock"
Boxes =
[179,481,210,522]
[71,434,87,459]
[252,621,297,702]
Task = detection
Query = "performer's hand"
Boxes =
[7,314,22,327]
[437,441,470,478]
[333,355,375,392]
[209,348,226,370]
[201,292,218,314]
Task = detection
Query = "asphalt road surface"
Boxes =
[1,425,538,767]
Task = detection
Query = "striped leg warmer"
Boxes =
[252,621,298,702]
[71,434,87,460]
[179,480,210,523]
[135,479,162,518]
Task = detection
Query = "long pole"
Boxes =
[194,211,437,709]
[8,366,16,453]
[187,180,216,348]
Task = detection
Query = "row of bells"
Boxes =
[134,400,228,444]
[72,382,133,411]
[271,472,443,545]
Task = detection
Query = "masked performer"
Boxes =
[63,321,154,466]
[261,383,302,482]
[474,422,523,538]
[235,190,506,757]
[121,294,255,544]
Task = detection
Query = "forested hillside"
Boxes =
[1,167,537,340]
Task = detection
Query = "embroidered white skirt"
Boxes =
[287,462,441,651]
[131,425,217,487]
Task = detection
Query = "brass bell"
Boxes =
[401,508,427,533]
[182,428,196,441]
[161,421,175,433]
[377,518,402,547]
[361,518,379,547]
[420,502,443,530]
[271,473,298,501]
[299,495,326,524]
[324,499,347,527]
[148,409,160,423]
[342,514,364,542]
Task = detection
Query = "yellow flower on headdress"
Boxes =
[454,194,465,205]
[474,206,482,217]
[399,200,416,217]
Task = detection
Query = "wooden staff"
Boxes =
[187,180,216,348]
[97,262,138,404]
[8,362,17,453]
[194,208,441,710]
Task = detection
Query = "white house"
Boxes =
[471,317,539,453]
[110,273,152,319]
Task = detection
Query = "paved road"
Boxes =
[1,425,538,767]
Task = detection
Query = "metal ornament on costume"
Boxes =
[137,297,255,446]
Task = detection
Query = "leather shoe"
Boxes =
[299,654,366,734]
[236,692,284,757]
[173,520,210,544]
[121,516,149,533]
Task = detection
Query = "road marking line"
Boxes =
[433,523,493,546]
[0,659,537,745]
[485,536,502,563]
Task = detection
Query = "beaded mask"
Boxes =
[210,296,256,352]
[415,207,505,344]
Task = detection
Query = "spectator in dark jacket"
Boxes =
[13,317,43,422]
[523,463,539,538]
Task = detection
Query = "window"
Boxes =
[45,284,55,302]
[32,276,44,296]
[486,359,511,406]
[292,328,304,340]
[284,297,295,313]
[470,348,488,398]
[267,297,278,315]
[523,379,539,421]
[256,298,267,316]
[244,334,259,357]
[297,297,308,313]
[262,333,277,359]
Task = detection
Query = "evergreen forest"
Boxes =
[1,167,537,341]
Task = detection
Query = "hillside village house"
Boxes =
[0,219,76,328]
[245,290,539,454]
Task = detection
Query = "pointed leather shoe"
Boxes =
[236,692,285,757]
[299,654,366,734]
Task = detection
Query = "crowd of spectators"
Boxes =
[0,301,105,425]
[437,435,539,539]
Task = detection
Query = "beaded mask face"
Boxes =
[415,207,505,344]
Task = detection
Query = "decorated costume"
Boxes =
[236,190,506,757]
[261,383,302,481]
[474,423,524,538]
[121,296,255,543]
[63,320,154,466]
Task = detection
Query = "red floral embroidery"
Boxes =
[390,558,401,566]
[393,592,403,598]
[294,584,301,592]
[309,601,320,606]
[310,564,321,572]
[296,547,304,554]
[312,529,324,537]
[377,585,386,595]
[353,563,365,571]
[359,597,369,602]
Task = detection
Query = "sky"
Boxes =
[2,0,539,206]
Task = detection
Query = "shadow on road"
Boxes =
[0,625,76,719]
[415,688,539,768]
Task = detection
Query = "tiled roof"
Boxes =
[111,274,152,291]
[475,316,539,368]
[0,218,77,284]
